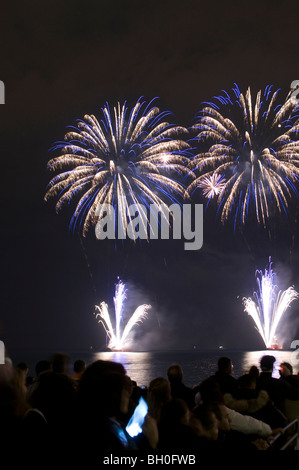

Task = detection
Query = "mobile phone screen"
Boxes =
[126,396,148,437]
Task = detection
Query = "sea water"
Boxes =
[8,348,299,387]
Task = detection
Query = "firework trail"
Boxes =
[188,83,299,229]
[243,259,298,348]
[94,280,151,350]
[114,280,126,343]
[45,98,192,237]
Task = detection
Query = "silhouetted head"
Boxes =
[167,364,183,383]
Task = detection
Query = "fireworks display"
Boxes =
[188,83,299,229]
[94,280,151,350]
[243,259,299,348]
[45,98,191,236]
[43,85,299,351]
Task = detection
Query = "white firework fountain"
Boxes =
[94,280,151,351]
[243,258,298,349]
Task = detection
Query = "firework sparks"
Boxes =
[94,280,151,350]
[188,83,299,228]
[45,98,192,237]
[198,174,226,199]
[243,259,299,348]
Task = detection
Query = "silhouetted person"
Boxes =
[71,359,86,382]
[213,357,239,396]
[50,352,70,374]
[15,362,29,385]
[26,360,51,405]
[1,359,47,462]
[147,377,172,423]
[74,360,157,463]
[249,365,260,382]
[158,399,215,452]
[256,355,299,414]
[29,353,76,437]
[35,360,52,376]
[279,361,299,388]
[167,364,195,409]
[237,373,287,428]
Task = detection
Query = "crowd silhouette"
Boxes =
[1,351,299,463]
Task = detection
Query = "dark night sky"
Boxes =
[1,0,299,355]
